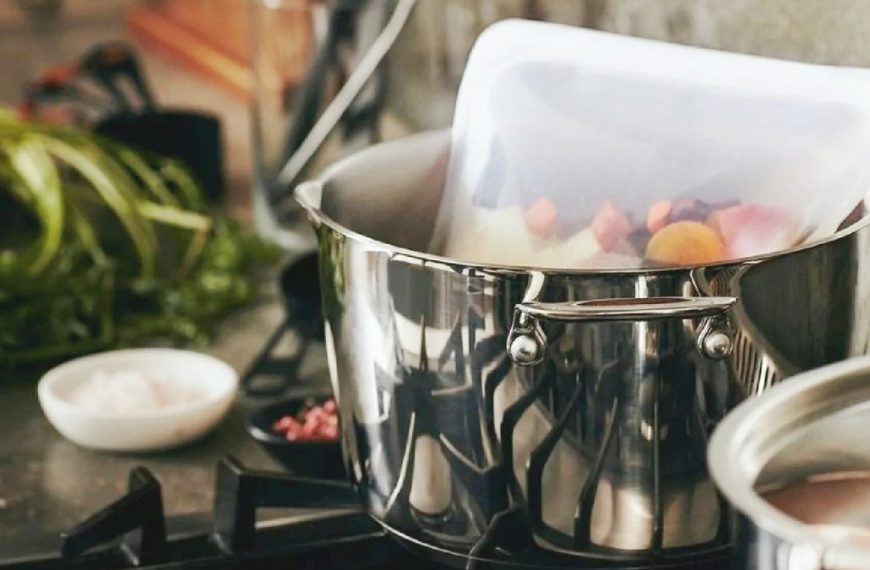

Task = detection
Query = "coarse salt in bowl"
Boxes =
[38,348,238,451]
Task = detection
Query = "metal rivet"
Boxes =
[702,331,733,360]
[509,334,541,365]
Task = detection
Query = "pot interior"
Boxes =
[318,131,449,254]
[713,360,870,555]
[758,406,870,537]
[312,130,870,271]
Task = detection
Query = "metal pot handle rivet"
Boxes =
[509,334,543,365]
[701,330,733,360]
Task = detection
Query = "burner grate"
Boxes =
[0,459,435,570]
[357,267,733,569]
[61,467,169,566]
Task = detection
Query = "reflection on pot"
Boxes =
[299,132,870,567]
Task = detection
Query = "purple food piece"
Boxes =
[628,227,651,253]
[668,198,712,223]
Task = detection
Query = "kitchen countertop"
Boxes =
[0,3,333,541]
[0,288,331,540]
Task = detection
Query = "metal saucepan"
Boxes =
[295,130,870,568]
[709,356,870,570]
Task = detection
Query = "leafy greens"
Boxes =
[0,110,278,368]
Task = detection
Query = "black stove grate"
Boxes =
[357,267,732,570]
[60,467,169,566]
[240,253,323,398]
[0,453,730,570]
[0,458,432,570]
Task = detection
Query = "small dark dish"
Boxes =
[248,397,344,479]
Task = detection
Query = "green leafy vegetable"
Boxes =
[0,110,278,369]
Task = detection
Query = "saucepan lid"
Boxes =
[708,356,870,569]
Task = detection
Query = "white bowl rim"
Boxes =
[38,348,238,420]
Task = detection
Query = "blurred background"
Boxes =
[6,0,870,231]
[3,0,870,549]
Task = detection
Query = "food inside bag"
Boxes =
[429,20,870,269]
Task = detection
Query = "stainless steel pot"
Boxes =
[296,130,870,568]
[708,356,870,570]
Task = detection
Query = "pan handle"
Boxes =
[507,296,738,366]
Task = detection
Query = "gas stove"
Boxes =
[0,455,730,570]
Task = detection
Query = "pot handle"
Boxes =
[507,296,737,366]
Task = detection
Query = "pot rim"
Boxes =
[295,130,870,276]
[708,355,870,567]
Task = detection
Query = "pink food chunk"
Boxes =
[646,200,672,233]
[592,200,632,251]
[524,197,561,239]
[711,204,800,258]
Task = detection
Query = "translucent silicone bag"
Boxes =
[430,20,870,269]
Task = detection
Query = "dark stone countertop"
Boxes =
[0,294,331,540]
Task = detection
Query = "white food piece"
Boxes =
[446,207,610,269]
[581,251,646,269]
[66,369,206,414]
[538,227,603,268]
[444,206,540,265]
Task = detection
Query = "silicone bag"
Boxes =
[430,20,870,268]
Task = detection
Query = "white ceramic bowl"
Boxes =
[38,348,238,452]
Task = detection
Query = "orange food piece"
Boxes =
[645,221,725,265]
[524,197,561,239]
[646,200,672,233]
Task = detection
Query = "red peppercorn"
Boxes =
[273,398,340,441]
[319,424,339,440]
[273,415,297,433]
[301,420,318,438]
[307,407,329,425]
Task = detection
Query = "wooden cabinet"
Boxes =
[127,0,314,98]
